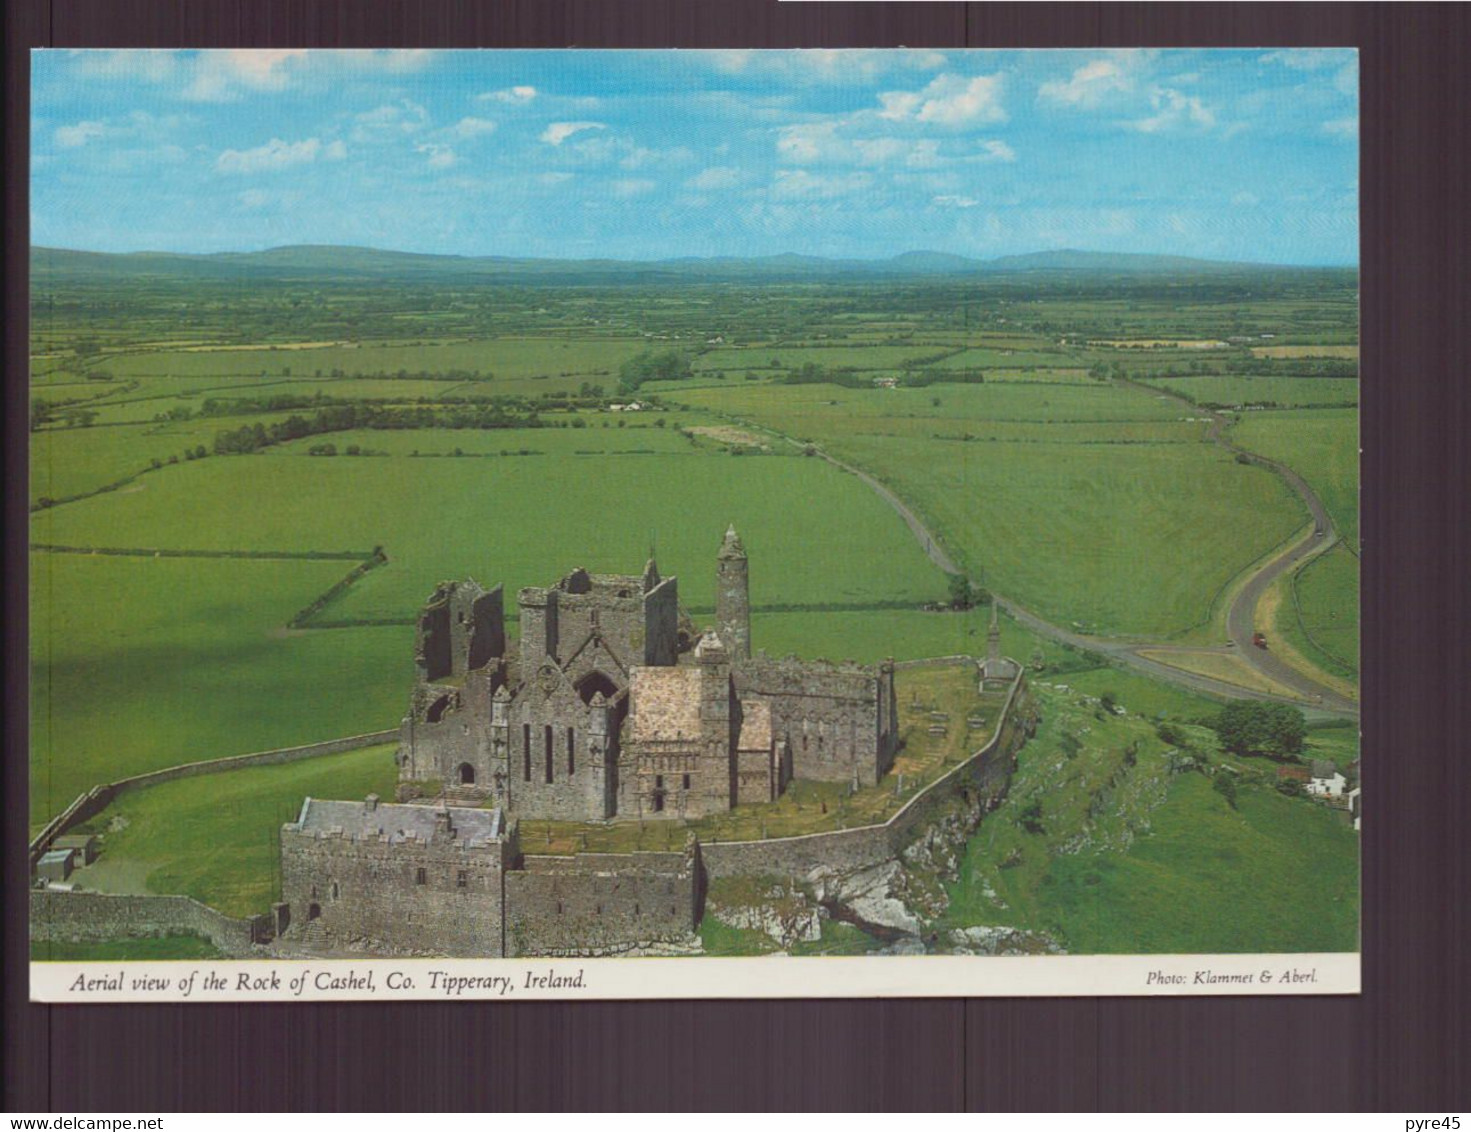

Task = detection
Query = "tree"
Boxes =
[1213,700,1307,759]
[1019,800,1045,835]
[947,574,977,610]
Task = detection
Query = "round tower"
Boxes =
[715,525,751,662]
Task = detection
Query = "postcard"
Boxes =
[27,48,1360,1001]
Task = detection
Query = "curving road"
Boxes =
[743,393,1358,721]
[1119,379,1358,716]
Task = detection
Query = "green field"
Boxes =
[29,552,409,825]
[29,260,1359,956]
[31,935,224,961]
[74,745,399,918]
[942,685,1359,953]
[1282,544,1360,678]
[675,381,1307,640]
[1232,408,1359,543]
[1145,375,1359,408]
[32,427,947,624]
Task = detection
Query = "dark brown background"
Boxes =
[5,2,1467,1112]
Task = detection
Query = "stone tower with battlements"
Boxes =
[715,524,751,663]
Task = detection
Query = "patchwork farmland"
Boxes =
[28,249,1359,955]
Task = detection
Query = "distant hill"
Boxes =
[30,243,1343,286]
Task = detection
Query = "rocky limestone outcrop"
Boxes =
[943,925,1064,956]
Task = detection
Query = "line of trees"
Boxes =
[212,402,551,455]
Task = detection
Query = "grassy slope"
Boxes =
[31,935,223,962]
[29,553,409,825]
[93,744,399,919]
[943,686,1359,954]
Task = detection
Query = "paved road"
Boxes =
[759,398,1358,721]
[1121,380,1359,716]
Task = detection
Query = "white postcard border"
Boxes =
[31,952,1359,1003]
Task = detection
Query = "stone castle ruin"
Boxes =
[274,528,1026,958]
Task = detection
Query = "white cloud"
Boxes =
[1323,117,1358,139]
[539,171,574,186]
[184,49,309,102]
[933,194,980,208]
[323,139,347,161]
[686,166,742,191]
[776,122,947,169]
[1125,87,1215,133]
[352,100,430,142]
[216,136,321,174]
[1259,49,1354,71]
[479,85,537,104]
[771,169,872,199]
[542,121,605,146]
[610,178,656,198]
[877,72,1007,127]
[447,116,497,140]
[1039,57,1137,108]
[976,139,1016,163]
[417,143,457,169]
[238,188,271,209]
[54,121,106,148]
[1232,191,1260,206]
[709,48,947,84]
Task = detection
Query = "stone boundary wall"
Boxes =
[29,729,399,869]
[892,654,976,671]
[508,846,700,958]
[702,668,1027,881]
[30,890,268,957]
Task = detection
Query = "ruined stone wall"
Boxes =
[506,848,699,957]
[30,891,266,957]
[279,827,510,957]
[400,677,490,787]
[703,673,1032,881]
[642,576,679,666]
[518,587,557,661]
[736,658,893,787]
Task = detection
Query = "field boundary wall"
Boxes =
[29,729,399,869]
[30,890,269,957]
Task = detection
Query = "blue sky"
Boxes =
[31,48,1358,264]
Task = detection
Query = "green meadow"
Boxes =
[678,378,1305,640]
[1232,408,1359,542]
[942,684,1359,954]
[29,552,410,826]
[1145,374,1359,408]
[31,426,948,624]
[80,744,400,918]
[28,261,1359,957]
[1282,544,1360,678]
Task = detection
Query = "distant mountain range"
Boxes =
[30,244,1348,284]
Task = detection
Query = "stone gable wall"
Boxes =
[279,827,509,956]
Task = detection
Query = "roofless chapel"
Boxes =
[396,526,899,822]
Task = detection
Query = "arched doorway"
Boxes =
[457,763,476,785]
[307,903,321,921]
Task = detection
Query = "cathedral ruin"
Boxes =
[394,526,899,821]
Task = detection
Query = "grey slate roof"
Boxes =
[295,798,504,846]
